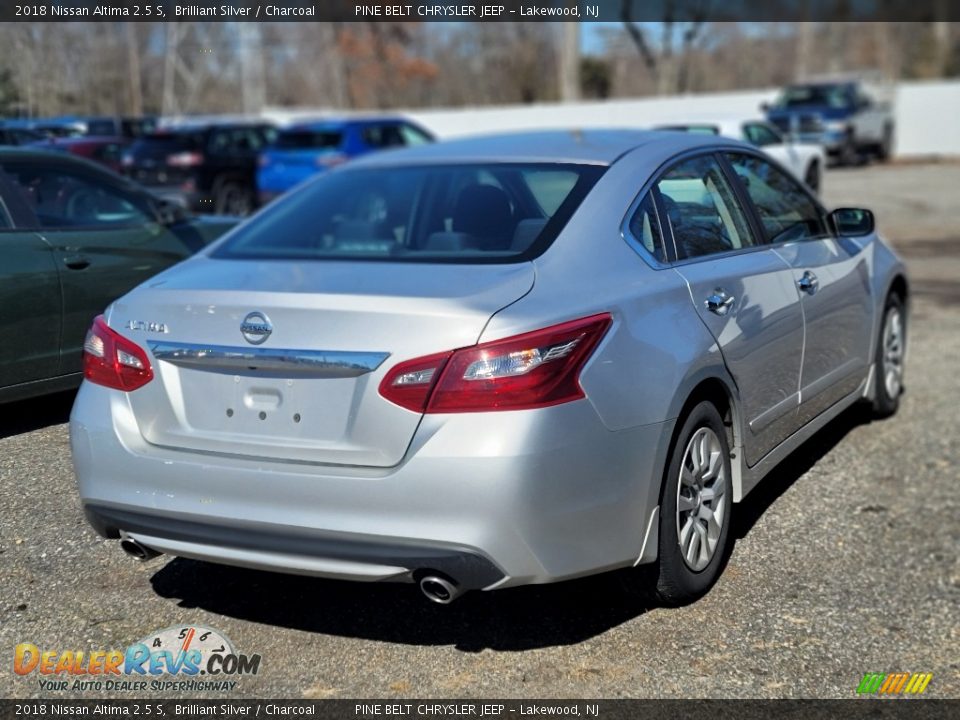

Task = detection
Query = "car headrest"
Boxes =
[423,231,481,252]
[453,184,514,249]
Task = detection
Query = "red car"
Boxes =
[32,136,131,174]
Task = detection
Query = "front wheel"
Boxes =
[872,294,906,417]
[654,401,733,605]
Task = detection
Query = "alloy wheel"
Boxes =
[882,308,905,399]
[676,427,728,572]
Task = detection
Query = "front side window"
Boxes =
[0,163,151,229]
[361,124,405,148]
[725,153,827,243]
[655,155,757,260]
[213,163,604,263]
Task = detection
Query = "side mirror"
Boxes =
[829,208,875,237]
[760,101,770,112]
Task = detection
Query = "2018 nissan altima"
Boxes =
[70,131,908,605]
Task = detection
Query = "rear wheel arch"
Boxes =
[661,373,742,505]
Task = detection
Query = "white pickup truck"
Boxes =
[764,80,896,166]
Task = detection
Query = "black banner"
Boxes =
[1,700,959,720]
[2,0,959,23]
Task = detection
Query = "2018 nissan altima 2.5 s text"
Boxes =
[70,131,909,605]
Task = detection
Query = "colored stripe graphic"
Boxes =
[857,672,932,695]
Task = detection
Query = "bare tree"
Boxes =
[620,0,710,94]
[558,23,580,102]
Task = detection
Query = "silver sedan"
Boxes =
[71,131,908,605]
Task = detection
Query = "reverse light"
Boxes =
[83,316,154,392]
[379,314,612,413]
[166,151,204,167]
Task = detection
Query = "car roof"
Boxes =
[347,129,737,168]
[288,117,411,131]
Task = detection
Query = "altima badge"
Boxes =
[241,312,273,345]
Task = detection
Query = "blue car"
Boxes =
[257,118,434,204]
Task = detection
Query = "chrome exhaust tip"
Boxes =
[419,575,461,605]
[120,538,161,562]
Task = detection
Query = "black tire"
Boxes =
[872,293,906,417]
[839,131,860,167]
[876,124,894,162]
[214,181,254,216]
[804,160,821,194]
[653,401,733,606]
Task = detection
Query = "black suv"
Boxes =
[122,122,276,215]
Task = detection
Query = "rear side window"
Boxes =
[725,153,827,243]
[275,130,343,149]
[656,155,757,260]
[627,193,666,262]
[213,163,604,264]
[399,124,432,146]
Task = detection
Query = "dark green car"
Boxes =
[0,149,238,404]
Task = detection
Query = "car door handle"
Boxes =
[798,271,819,295]
[705,290,735,316]
[63,255,90,270]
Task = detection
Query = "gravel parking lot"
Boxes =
[2,162,958,700]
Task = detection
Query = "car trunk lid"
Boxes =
[110,257,534,467]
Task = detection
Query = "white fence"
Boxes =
[263,79,960,158]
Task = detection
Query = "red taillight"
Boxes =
[166,151,204,167]
[378,351,453,413]
[379,314,612,414]
[83,316,154,392]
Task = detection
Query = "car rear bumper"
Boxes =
[70,382,670,589]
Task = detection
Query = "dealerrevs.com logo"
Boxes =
[14,625,261,693]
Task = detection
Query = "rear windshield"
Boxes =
[660,125,719,135]
[274,130,344,150]
[213,163,604,263]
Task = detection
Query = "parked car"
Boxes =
[72,131,908,606]
[31,136,131,173]
[764,80,895,165]
[656,117,826,193]
[0,149,239,405]
[83,116,158,139]
[122,122,277,215]
[256,117,434,204]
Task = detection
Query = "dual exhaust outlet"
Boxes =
[119,538,464,604]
